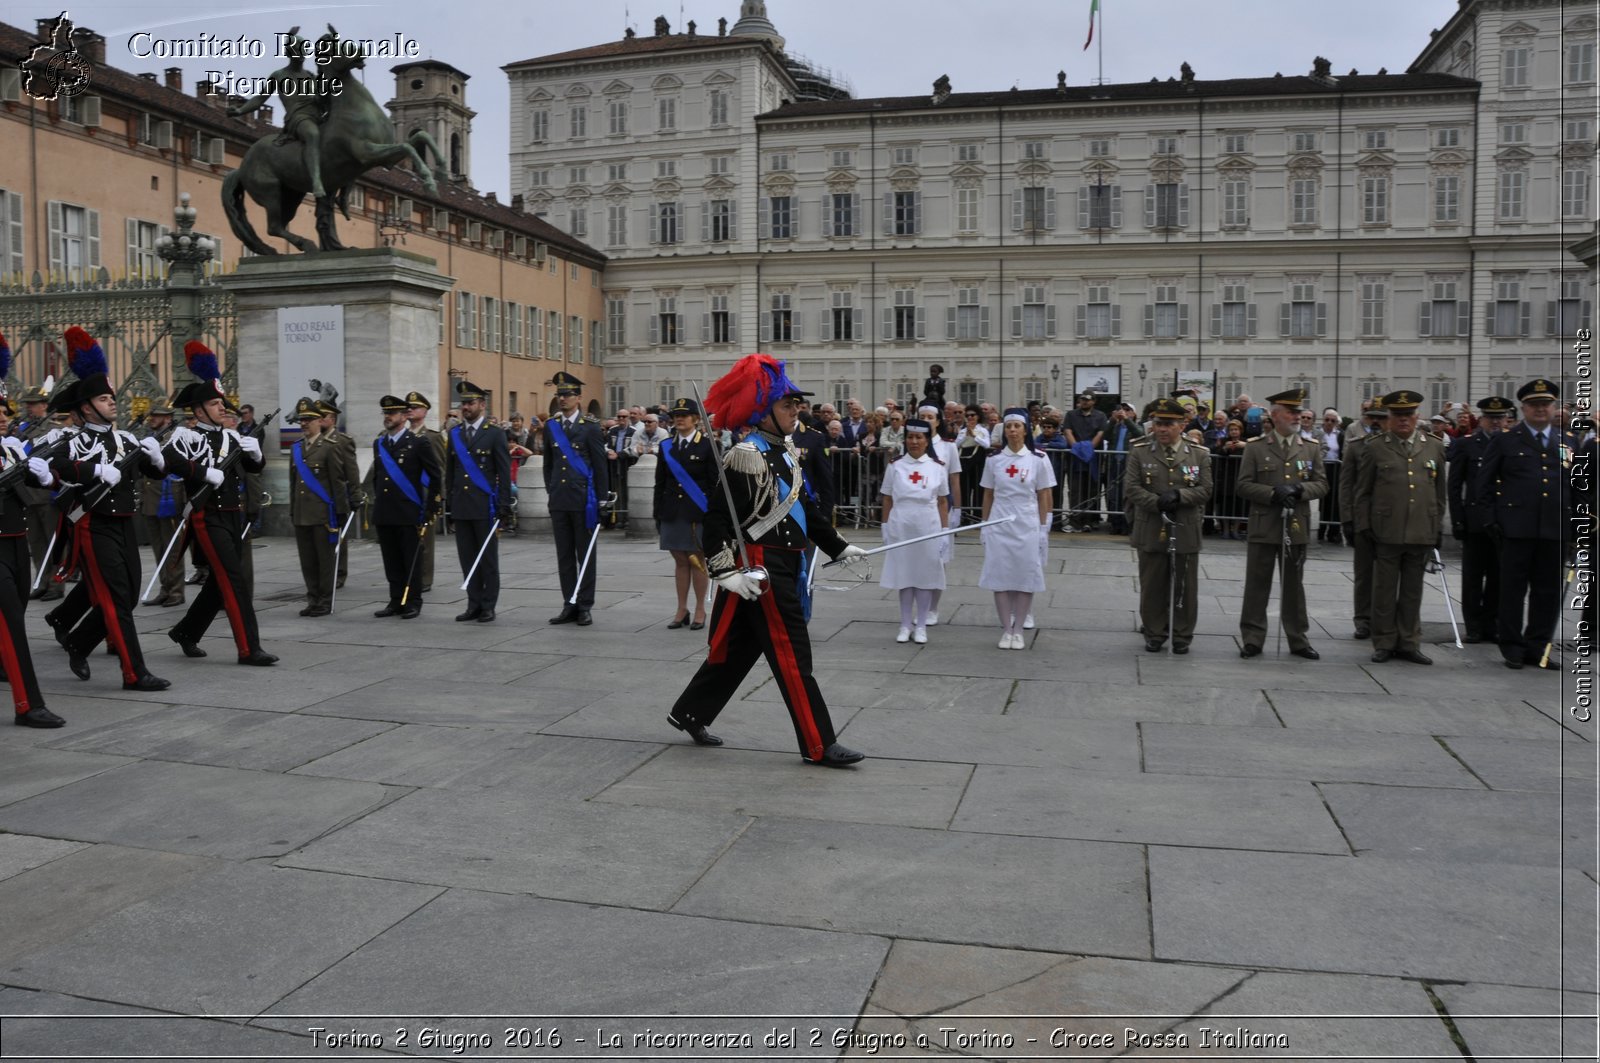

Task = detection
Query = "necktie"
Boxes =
[466,425,477,445]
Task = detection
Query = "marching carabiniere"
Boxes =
[366,395,443,619]
[664,354,867,767]
[447,379,512,623]
[136,402,187,606]
[543,372,607,626]
[654,396,715,630]
[15,378,62,601]
[289,397,356,617]
[161,343,276,667]
[47,328,170,691]
[1124,398,1213,655]
[404,391,447,594]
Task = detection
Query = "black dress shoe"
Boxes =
[455,609,482,622]
[373,604,402,618]
[38,586,63,602]
[105,645,118,656]
[1503,658,1525,670]
[808,742,866,767]
[1290,646,1321,660]
[548,606,577,625]
[14,706,64,728]
[336,578,346,590]
[123,674,171,692]
[1144,638,1164,653]
[169,632,207,658]
[67,653,90,681]
[1371,649,1395,663]
[1394,648,1433,665]
[400,605,421,619]
[420,585,432,594]
[1239,644,1262,658]
[185,571,207,585]
[238,651,278,666]
[299,606,330,617]
[690,619,705,630]
[1172,644,1190,655]
[476,610,496,623]
[1463,634,1484,644]
[575,609,593,626]
[667,712,723,746]
[1353,626,1371,640]
[1525,656,1561,671]
[667,613,690,630]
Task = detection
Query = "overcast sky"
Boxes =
[58,0,1462,196]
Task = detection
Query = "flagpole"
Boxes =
[1097,0,1104,85]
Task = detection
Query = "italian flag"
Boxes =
[1083,0,1099,50]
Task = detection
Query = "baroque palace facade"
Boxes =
[508,0,1595,415]
[0,19,605,418]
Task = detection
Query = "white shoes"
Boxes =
[1023,613,1035,630]
[925,611,939,626]
[896,626,911,644]
[998,632,1024,650]
[998,633,1011,649]
[913,626,928,644]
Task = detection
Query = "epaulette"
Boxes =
[724,440,764,475]
[1246,434,1268,443]
[1132,438,1153,448]
[583,414,599,423]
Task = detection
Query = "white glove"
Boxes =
[1039,522,1051,565]
[139,436,165,469]
[26,457,51,486]
[947,507,962,529]
[203,467,225,487]
[714,569,766,601]
[238,435,261,460]
[94,463,122,487]
[836,544,868,564]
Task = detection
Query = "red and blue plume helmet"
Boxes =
[181,340,235,410]
[703,353,810,429]
[0,330,10,384]
[64,326,107,380]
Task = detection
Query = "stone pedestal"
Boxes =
[518,455,550,537]
[627,456,657,538]
[220,249,454,537]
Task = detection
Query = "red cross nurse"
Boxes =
[878,418,949,643]
[979,407,1055,649]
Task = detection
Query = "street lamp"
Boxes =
[1050,363,1060,402]
[1138,362,1148,397]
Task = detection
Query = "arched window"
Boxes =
[450,133,462,176]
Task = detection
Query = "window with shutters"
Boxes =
[1083,284,1114,340]
[1148,182,1185,228]
[569,166,588,185]
[1490,274,1528,337]
[955,185,980,233]
[1285,280,1321,338]
[709,89,729,127]
[529,109,549,142]
[656,160,676,178]
[1551,275,1593,335]
[956,143,980,163]
[1503,47,1530,87]
[456,291,475,348]
[605,295,626,348]
[527,168,550,188]
[1497,169,1526,220]
[1423,275,1467,337]
[952,284,985,341]
[590,322,603,365]
[1213,279,1252,339]
[1082,183,1119,229]
[1291,131,1319,153]
[707,199,734,242]
[708,156,732,175]
[48,201,99,280]
[893,146,917,166]
[1360,379,1388,402]
[550,310,564,359]
[653,295,680,346]
[1153,136,1178,157]
[1148,282,1182,339]
[1018,186,1052,232]
[1021,140,1046,161]
[1362,130,1389,151]
[0,190,24,276]
[1568,40,1596,83]
[653,201,680,244]
[1221,133,1249,155]
[890,190,920,236]
[890,287,921,341]
[1221,178,1249,228]
[607,162,628,182]
[1433,174,1461,222]
[1428,380,1453,411]
[1361,174,1390,225]
[1562,167,1591,218]
[768,152,790,171]
[768,196,792,239]
[1290,176,1318,225]
[569,316,583,363]
[507,302,523,356]
[567,208,587,238]
[528,305,542,358]
[1017,282,1050,340]
[1436,127,1461,148]
[1086,138,1111,158]
[831,149,853,169]
[127,219,162,276]
[1500,121,1528,144]
[1022,380,1045,404]
[659,382,678,406]
[709,291,734,344]
[569,105,587,138]
[1359,277,1387,337]
[1566,118,1594,143]
[829,193,857,237]
[768,291,794,343]
[482,296,500,352]
[657,97,677,132]
[607,100,628,135]
[830,289,857,341]
[606,203,628,246]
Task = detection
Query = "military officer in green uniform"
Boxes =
[15,382,60,600]
[288,398,358,616]
[136,402,186,606]
[1354,389,1448,664]
[1236,388,1329,659]
[405,391,447,594]
[317,399,360,590]
[1339,398,1388,638]
[1123,398,1213,654]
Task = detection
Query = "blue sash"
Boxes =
[292,441,339,543]
[157,477,177,519]
[546,417,599,530]
[752,436,812,620]
[375,438,423,512]
[450,426,498,522]
[659,435,708,514]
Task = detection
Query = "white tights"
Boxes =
[993,591,1034,635]
[899,587,934,628]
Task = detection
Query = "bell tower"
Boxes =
[388,60,476,184]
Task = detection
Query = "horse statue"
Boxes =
[221,28,447,255]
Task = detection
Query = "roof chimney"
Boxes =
[164,66,183,91]
[931,74,951,104]
[718,17,728,36]
[72,27,106,65]
[511,193,525,212]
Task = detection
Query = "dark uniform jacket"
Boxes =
[365,428,443,526]
[0,436,51,534]
[653,430,717,524]
[1447,430,1498,536]
[541,413,608,513]
[1123,438,1213,553]
[162,425,263,509]
[288,433,357,528]
[1355,431,1449,545]
[446,419,513,522]
[52,424,161,517]
[1473,422,1571,541]
[703,428,848,577]
[1236,432,1330,545]
[14,418,55,507]
[791,422,836,517]
[1339,429,1382,532]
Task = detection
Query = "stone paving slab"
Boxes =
[1320,781,1595,869]
[43,704,394,773]
[0,746,137,808]
[741,669,1014,713]
[1440,736,1597,792]
[5,863,441,1016]
[292,728,660,797]
[302,646,570,685]
[1265,689,1567,738]
[1137,654,1386,694]
[1006,681,1280,726]
[0,833,87,882]
[282,787,749,908]
[0,692,169,745]
[31,661,386,711]
[303,677,592,732]
[1149,847,1595,990]
[953,767,1348,853]
[0,760,398,859]
[263,888,889,1045]
[674,816,1150,956]
[0,844,222,967]
[540,691,863,755]
[1141,723,1486,787]
[593,746,971,829]
[1433,983,1599,1063]
[838,707,1139,771]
